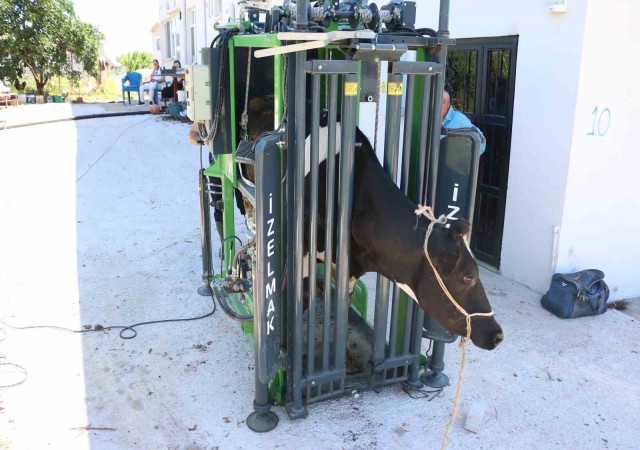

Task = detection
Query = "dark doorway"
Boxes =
[446,36,518,268]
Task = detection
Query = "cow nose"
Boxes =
[493,332,504,347]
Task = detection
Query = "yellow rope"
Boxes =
[413,205,495,450]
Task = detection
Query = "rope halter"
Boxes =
[414,205,495,450]
[414,205,495,340]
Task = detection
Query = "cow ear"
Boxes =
[449,220,471,240]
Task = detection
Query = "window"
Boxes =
[189,9,197,64]
[164,15,181,60]
[155,34,160,52]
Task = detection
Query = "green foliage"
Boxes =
[117,51,152,73]
[90,78,120,101]
[0,0,104,94]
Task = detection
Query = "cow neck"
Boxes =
[414,205,495,450]
[350,139,425,283]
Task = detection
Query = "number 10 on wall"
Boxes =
[587,106,611,136]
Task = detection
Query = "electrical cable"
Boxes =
[401,382,443,400]
[0,292,216,340]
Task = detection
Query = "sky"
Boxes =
[72,0,159,61]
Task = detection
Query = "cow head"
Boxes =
[413,220,504,350]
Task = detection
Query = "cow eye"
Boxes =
[463,275,475,285]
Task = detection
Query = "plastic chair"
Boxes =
[121,72,142,105]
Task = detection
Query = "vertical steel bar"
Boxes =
[388,289,400,359]
[427,72,445,207]
[222,173,235,270]
[291,49,307,415]
[297,0,308,30]
[379,73,404,363]
[402,300,414,355]
[333,73,358,373]
[273,54,283,127]
[410,75,429,380]
[285,53,296,407]
[400,74,416,360]
[307,74,321,380]
[322,74,338,372]
[439,0,450,35]
[400,75,415,194]
[408,303,425,385]
[428,0,450,207]
[419,0,453,388]
[414,75,432,204]
[198,169,213,286]
[372,72,404,368]
[371,275,390,364]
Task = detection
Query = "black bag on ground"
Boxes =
[541,269,610,319]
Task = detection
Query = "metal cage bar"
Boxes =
[333,72,358,376]
[306,74,321,393]
[322,74,339,374]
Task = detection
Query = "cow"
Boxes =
[303,124,503,351]
[193,95,504,351]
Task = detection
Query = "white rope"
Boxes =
[414,205,495,450]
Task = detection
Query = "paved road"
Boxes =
[1,115,639,450]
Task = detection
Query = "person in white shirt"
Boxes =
[138,59,164,106]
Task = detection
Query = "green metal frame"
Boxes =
[203,32,432,404]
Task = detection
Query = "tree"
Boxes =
[0,0,103,94]
[117,51,152,73]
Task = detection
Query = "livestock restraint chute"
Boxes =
[185,0,486,431]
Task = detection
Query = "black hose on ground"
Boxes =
[1,110,152,130]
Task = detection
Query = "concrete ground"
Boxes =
[0,107,639,450]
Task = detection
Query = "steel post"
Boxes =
[247,135,283,432]
[421,0,452,387]
[197,169,214,296]
[287,47,308,419]
[334,73,358,375]
[421,341,449,388]
[371,72,403,379]
[406,62,434,374]
[306,74,321,384]
[285,54,296,408]
[322,75,338,373]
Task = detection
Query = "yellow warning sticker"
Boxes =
[388,82,403,96]
[344,82,358,96]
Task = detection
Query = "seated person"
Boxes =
[138,59,164,105]
[161,60,184,102]
[441,90,486,155]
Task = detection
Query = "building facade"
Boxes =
[152,0,236,68]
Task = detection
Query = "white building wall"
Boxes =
[556,0,640,300]
[415,0,589,294]
[155,0,240,67]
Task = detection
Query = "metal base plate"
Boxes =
[197,284,213,296]
[420,370,450,388]
[246,410,279,432]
